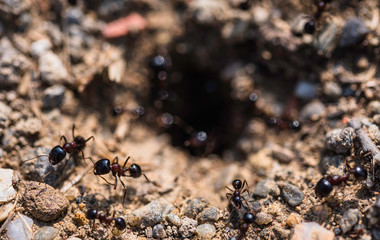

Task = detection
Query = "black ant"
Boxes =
[266,117,302,131]
[86,209,127,231]
[226,179,251,210]
[22,125,94,181]
[89,156,154,190]
[230,211,256,240]
[303,0,333,34]
[315,165,367,198]
[112,105,145,117]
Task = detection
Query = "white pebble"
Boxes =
[6,214,34,240]
[0,168,17,203]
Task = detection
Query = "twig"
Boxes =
[18,212,33,234]
[60,164,93,193]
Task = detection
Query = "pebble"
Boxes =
[271,145,295,163]
[286,213,301,227]
[325,128,354,154]
[22,181,69,221]
[299,100,326,121]
[0,202,14,222]
[152,224,166,239]
[368,101,380,115]
[255,212,272,225]
[33,226,59,240]
[42,85,66,109]
[185,198,208,218]
[313,22,338,55]
[39,51,69,85]
[128,200,163,227]
[6,214,34,240]
[294,81,318,101]
[253,179,280,198]
[281,184,304,207]
[290,222,334,240]
[166,212,181,227]
[30,39,52,58]
[197,207,218,223]
[323,81,342,99]
[15,118,42,136]
[339,18,369,47]
[179,217,197,238]
[340,209,360,234]
[196,223,216,239]
[0,168,17,203]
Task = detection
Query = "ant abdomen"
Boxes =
[94,159,111,175]
[49,146,67,165]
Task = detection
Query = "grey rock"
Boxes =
[65,7,84,25]
[197,207,218,223]
[129,201,163,227]
[42,85,66,109]
[320,155,345,176]
[323,81,342,99]
[255,212,272,225]
[369,101,380,115]
[33,226,59,240]
[340,209,360,234]
[300,101,326,121]
[15,118,42,136]
[166,212,181,227]
[254,179,279,198]
[30,39,52,58]
[39,51,69,85]
[1,128,17,151]
[272,145,295,163]
[185,197,208,218]
[179,217,197,238]
[294,81,318,101]
[339,18,369,47]
[325,128,354,154]
[152,224,166,239]
[281,184,304,206]
[196,223,216,239]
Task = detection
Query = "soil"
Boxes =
[1,0,380,239]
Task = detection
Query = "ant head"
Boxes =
[74,136,85,145]
[114,217,127,230]
[353,165,367,180]
[232,179,242,189]
[315,177,333,198]
[243,212,255,224]
[49,146,67,165]
[86,209,98,220]
[129,164,142,178]
[94,159,111,175]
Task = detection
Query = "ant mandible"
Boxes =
[226,179,251,210]
[90,156,153,190]
[230,211,256,240]
[315,165,367,198]
[22,124,94,180]
[86,209,127,231]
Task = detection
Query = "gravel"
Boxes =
[128,200,163,227]
[42,85,66,109]
[152,224,166,239]
[340,209,361,234]
[197,207,219,223]
[179,217,197,238]
[281,184,304,207]
[33,226,59,240]
[339,18,369,47]
[255,212,272,225]
[6,214,34,240]
[196,223,216,239]
[185,197,208,218]
[290,222,334,240]
[165,212,181,227]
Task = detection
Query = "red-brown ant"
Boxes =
[303,0,333,34]
[22,125,94,181]
[112,105,145,117]
[226,179,251,210]
[230,211,256,240]
[315,165,367,198]
[86,209,127,231]
[89,156,154,190]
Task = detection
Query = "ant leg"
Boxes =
[122,188,127,205]
[60,135,68,144]
[143,173,161,187]
[84,156,95,164]
[72,124,76,139]
[114,176,118,190]
[240,196,252,211]
[98,175,114,186]
[85,136,95,142]
[225,186,234,192]
[40,169,53,184]
[119,176,126,189]
[112,156,119,165]
[22,155,48,164]
[122,156,130,169]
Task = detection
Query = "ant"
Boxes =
[112,105,145,117]
[86,209,127,231]
[303,0,333,34]
[267,117,302,131]
[22,124,94,181]
[230,211,256,240]
[90,156,153,190]
[315,165,367,198]
[226,179,251,210]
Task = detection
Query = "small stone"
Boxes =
[340,209,360,234]
[39,51,69,85]
[185,198,208,218]
[339,18,369,47]
[253,179,280,198]
[166,212,181,227]
[294,81,318,101]
[290,222,334,240]
[129,201,163,227]
[300,101,325,121]
[286,213,300,227]
[196,224,216,239]
[320,155,345,176]
[197,207,218,223]
[281,184,304,207]
[272,145,295,163]
[15,118,42,136]
[368,101,380,115]
[179,217,197,238]
[33,226,59,240]
[152,224,166,239]
[6,214,34,240]
[255,212,272,225]
[0,168,17,203]
[22,181,69,221]
[323,81,342,99]
[30,39,52,58]
[42,85,66,109]
[325,128,354,154]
